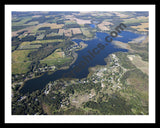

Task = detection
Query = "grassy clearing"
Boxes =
[42,49,64,60]
[12,61,31,74]
[127,55,148,75]
[122,16,148,24]
[25,21,39,25]
[40,48,72,66]
[17,42,42,50]
[64,21,77,25]
[12,17,33,26]
[130,23,148,32]
[113,12,129,18]
[36,34,45,40]
[12,22,64,36]
[74,18,91,25]
[31,39,64,44]
[40,57,72,67]
[46,33,60,37]
[12,49,34,63]
[12,49,35,74]
[80,28,92,38]
[97,21,113,31]
[120,68,148,114]
[112,41,132,51]
[36,23,64,29]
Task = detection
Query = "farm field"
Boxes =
[122,16,148,25]
[130,23,148,32]
[12,50,34,74]
[40,48,72,67]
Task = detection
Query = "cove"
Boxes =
[20,31,141,94]
[90,24,96,28]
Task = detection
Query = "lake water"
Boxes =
[20,31,141,94]
[90,24,96,28]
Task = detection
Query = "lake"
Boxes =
[90,24,96,28]
[20,31,141,94]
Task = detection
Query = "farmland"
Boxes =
[130,23,148,32]
[40,48,72,67]
[12,50,34,74]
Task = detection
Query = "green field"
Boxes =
[17,42,42,50]
[12,62,32,74]
[40,48,72,66]
[30,39,64,44]
[12,49,35,74]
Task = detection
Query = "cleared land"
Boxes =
[71,28,82,35]
[113,12,129,18]
[12,62,31,74]
[80,28,92,37]
[12,49,35,74]
[12,49,33,63]
[70,89,95,108]
[12,22,64,37]
[40,48,72,66]
[58,28,82,37]
[17,42,42,50]
[75,18,91,25]
[127,55,148,75]
[128,36,147,44]
[30,39,64,44]
[123,16,148,24]
[130,23,148,32]
[97,21,113,31]
[112,41,132,51]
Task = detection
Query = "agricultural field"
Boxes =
[12,49,33,63]
[12,61,32,74]
[97,21,113,31]
[80,28,93,38]
[122,16,148,25]
[40,48,72,67]
[17,42,42,50]
[12,49,34,74]
[130,23,148,32]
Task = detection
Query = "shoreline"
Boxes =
[14,42,82,90]
[14,31,147,93]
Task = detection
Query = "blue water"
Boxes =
[90,24,96,28]
[20,31,141,94]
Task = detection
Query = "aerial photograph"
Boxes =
[11,11,149,115]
